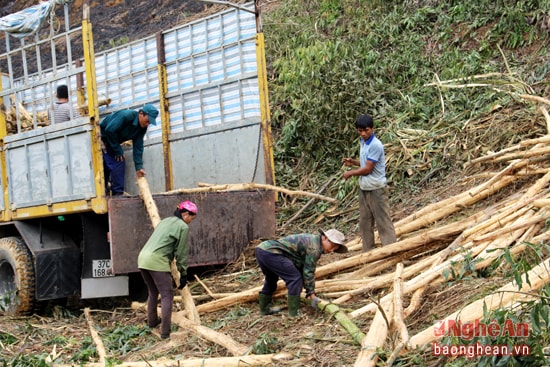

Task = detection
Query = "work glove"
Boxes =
[178,276,187,290]
[310,296,320,310]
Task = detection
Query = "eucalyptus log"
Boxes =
[392,263,409,344]
[83,308,107,365]
[53,354,287,367]
[354,301,393,367]
[136,177,200,322]
[172,312,249,356]
[393,175,514,236]
[164,182,337,203]
[409,257,550,348]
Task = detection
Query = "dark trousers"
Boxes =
[139,269,174,336]
[255,248,303,296]
[102,150,125,195]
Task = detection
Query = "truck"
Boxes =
[0,0,276,315]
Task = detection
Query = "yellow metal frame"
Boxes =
[0,75,11,221]
[255,32,276,186]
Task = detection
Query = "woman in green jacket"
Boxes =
[138,200,198,339]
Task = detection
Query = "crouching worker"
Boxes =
[255,229,348,317]
[137,200,198,339]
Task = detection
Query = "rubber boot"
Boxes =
[259,293,283,315]
[259,293,273,315]
[287,295,301,317]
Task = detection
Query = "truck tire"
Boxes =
[0,236,35,315]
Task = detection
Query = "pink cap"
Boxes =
[178,200,197,214]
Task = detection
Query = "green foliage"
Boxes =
[0,354,51,367]
[70,336,96,363]
[252,332,280,354]
[264,0,550,229]
[102,323,152,356]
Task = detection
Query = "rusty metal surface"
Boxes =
[110,191,275,274]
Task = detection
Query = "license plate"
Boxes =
[92,259,113,278]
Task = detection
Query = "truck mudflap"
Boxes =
[109,190,276,274]
[14,220,80,301]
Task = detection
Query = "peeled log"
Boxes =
[354,302,393,367]
[172,312,249,356]
[53,353,285,367]
[136,176,161,227]
[409,257,550,348]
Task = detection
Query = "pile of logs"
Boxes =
[4,96,49,134]
[61,134,550,366]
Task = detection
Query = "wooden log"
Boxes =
[315,211,484,280]
[164,182,338,203]
[349,242,488,318]
[466,134,550,166]
[314,298,365,344]
[53,353,287,367]
[392,175,514,236]
[196,282,285,314]
[136,176,161,227]
[172,312,249,356]
[83,308,107,365]
[392,263,409,344]
[409,257,550,348]
[354,300,393,367]
[180,285,201,323]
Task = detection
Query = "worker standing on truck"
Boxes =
[137,200,198,339]
[255,228,348,317]
[50,85,80,123]
[100,104,159,196]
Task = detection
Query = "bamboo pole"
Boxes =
[409,257,550,348]
[316,298,365,345]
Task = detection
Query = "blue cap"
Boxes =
[141,104,159,125]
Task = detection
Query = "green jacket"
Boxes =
[137,216,189,275]
[257,234,322,296]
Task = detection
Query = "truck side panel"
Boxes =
[109,191,275,274]
[4,121,95,209]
